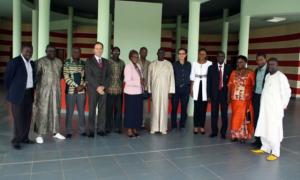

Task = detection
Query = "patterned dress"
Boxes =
[228,69,255,140]
[32,57,62,135]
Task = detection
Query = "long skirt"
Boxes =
[124,94,143,128]
[230,100,254,140]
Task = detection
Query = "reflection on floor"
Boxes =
[0,85,300,180]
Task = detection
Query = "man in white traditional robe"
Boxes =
[148,48,175,134]
[252,57,291,161]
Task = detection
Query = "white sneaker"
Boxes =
[53,133,66,140]
[161,131,167,135]
[36,136,44,144]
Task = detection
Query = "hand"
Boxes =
[207,97,211,102]
[227,97,231,104]
[76,85,85,92]
[97,86,105,95]
[190,90,193,98]
[168,93,173,99]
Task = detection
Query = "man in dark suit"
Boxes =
[4,44,35,149]
[85,42,110,137]
[207,51,231,139]
[252,53,268,148]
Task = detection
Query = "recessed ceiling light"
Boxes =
[266,17,286,23]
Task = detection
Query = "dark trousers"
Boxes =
[194,81,208,128]
[88,91,106,133]
[210,89,228,136]
[65,93,86,134]
[253,93,262,144]
[106,94,123,131]
[171,88,189,129]
[11,89,33,144]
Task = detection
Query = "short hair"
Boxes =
[46,44,56,50]
[237,55,248,63]
[256,52,267,59]
[21,43,33,50]
[112,46,120,52]
[129,49,138,59]
[72,47,81,52]
[199,48,208,53]
[268,57,278,63]
[217,51,225,56]
[140,47,147,51]
[178,48,187,54]
[94,42,103,48]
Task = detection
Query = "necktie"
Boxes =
[219,65,223,90]
[97,58,103,68]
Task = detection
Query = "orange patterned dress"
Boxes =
[228,69,255,140]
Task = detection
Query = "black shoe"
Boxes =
[231,138,238,142]
[193,131,198,134]
[209,134,217,138]
[66,134,72,139]
[88,133,95,138]
[22,139,35,144]
[114,129,122,134]
[251,141,262,148]
[81,133,87,137]
[106,130,111,134]
[12,143,21,150]
[200,131,206,135]
[221,134,226,139]
[97,131,107,136]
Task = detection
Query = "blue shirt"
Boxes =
[173,60,191,91]
[255,64,267,94]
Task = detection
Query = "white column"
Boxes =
[97,0,110,59]
[37,0,51,58]
[12,0,22,57]
[67,6,74,59]
[32,5,38,60]
[221,9,229,61]
[187,0,201,116]
[238,0,251,57]
[176,15,182,60]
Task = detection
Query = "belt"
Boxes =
[195,74,207,79]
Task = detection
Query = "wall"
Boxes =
[1,19,300,97]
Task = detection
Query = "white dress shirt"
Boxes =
[190,60,212,101]
[218,63,225,88]
[21,54,33,89]
[94,55,102,63]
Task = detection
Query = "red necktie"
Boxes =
[219,65,223,90]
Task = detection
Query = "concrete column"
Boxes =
[37,0,51,58]
[238,0,251,57]
[97,0,110,59]
[221,9,229,61]
[187,0,201,116]
[175,15,182,60]
[32,1,38,60]
[67,6,74,59]
[108,13,112,57]
[12,0,22,57]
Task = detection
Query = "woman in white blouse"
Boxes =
[190,48,212,134]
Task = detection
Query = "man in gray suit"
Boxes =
[85,42,110,137]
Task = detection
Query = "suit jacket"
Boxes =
[253,66,269,93]
[85,56,110,94]
[4,55,35,104]
[207,63,232,101]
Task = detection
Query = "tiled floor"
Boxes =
[0,85,300,180]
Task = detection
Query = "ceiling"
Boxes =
[0,0,299,34]
[47,0,241,22]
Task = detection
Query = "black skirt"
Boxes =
[124,94,143,128]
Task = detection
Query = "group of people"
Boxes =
[5,42,291,161]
